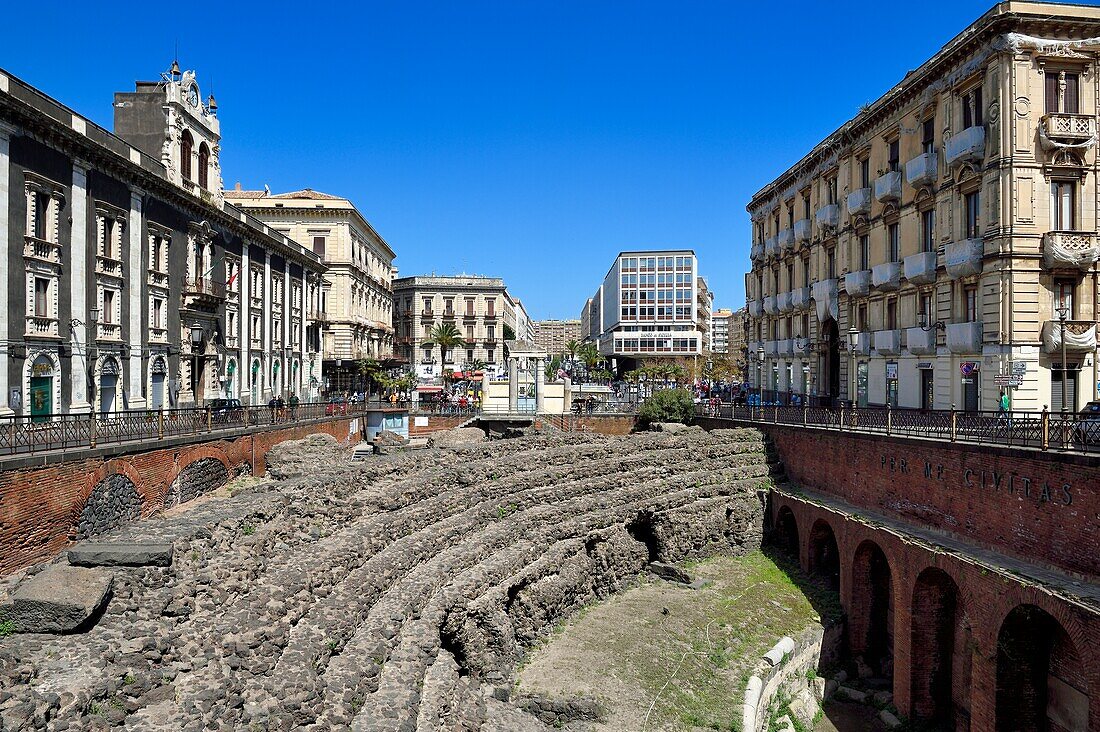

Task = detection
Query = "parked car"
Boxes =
[207,398,244,423]
[1073,400,1100,446]
[326,397,349,416]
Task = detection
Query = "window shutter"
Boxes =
[1065,74,1079,114]
[1045,73,1059,114]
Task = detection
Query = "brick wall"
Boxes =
[538,414,637,435]
[408,415,470,436]
[0,417,360,576]
[697,419,1100,580]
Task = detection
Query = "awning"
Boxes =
[417,385,443,392]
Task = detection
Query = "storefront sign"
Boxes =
[885,362,898,380]
[916,362,933,370]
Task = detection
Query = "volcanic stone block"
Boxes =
[432,427,485,448]
[7,565,113,633]
[68,542,173,567]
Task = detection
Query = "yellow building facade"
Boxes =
[746,1,1100,413]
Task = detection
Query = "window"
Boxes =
[859,234,869,270]
[965,191,980,239]
[100,217,116,259]
[964,285,978,322]
[486,349,495,364]
[802,258,810,288]
[180,130,193,181]
[465,297,475,316]
[34,278,49,318]
[223,308,232,335]
[920,292,933,324]
[486,298,496,316]
[826,248,836,279]
[962,85,983,129]
[860,158,870,188]
[486,325,495,341]
[1052,180,1076,230]
[888,139,900,172]
[422,297,432,313]
[887,223,899,263]
[886,299,897,330]
[466,325,474,340]
[921,209,935,252]
[102,290,115,324]
[423,347,432,362]
[1055,279,1076,317]
[922,118,935,155]
[33,192,50,240]
[1045,71,1080,114]
[466,348,474,362]
[444,298,454,315]
[857,304,868,331]
[826,176,838,205]
[786,263,794,290]
[312,236,326,258]
[803,195,811,219]
[198,143,209,189]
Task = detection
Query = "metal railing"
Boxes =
[695,403,1099,454]
[0,401,376,457]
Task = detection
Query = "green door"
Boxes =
[30,376,51,423]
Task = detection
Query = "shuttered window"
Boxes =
[1051,368,1078,414]
[1046,72,1080,114]
[1052,180,1076,230]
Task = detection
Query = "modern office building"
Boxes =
[711,308,734,354]
[582,250,705,370]
[0,62,325,418]
[226,186,398,392]
[533,319,582,356]
[745,1,1100,412]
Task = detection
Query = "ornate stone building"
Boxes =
[226,187,397,392]
[745,2,1100,412]
[0,62,325,417]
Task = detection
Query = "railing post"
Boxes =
[950,403,957,442]
[157,409,164,440]
[839,404,845,431]
[802,401,807,426]
[886,403,892,436]
[773,404,778,424]
[207,407,212,433]
[88,411,97,449]
[1041,405,1049,451]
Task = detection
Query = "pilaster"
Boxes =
[240,245,250,403]
[69,160,91,413]
[0,123,15,415]
[262,249,271,398]
[126,190,146,409]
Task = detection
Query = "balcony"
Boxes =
[308,310,328,323]
[905,153,937,187]
[95,255,124,280]
[794,219,811,245]
[764,340,779,357]
[25,316,59,338]
[903,251,938,284]
[97,322,121,342]
[223,334,237,348]
[853,331,872,356]
[421,309,435,318]
[1041,320,1097,354]
[872,262,902,291]
[811,279,838,323]
[763,295,779,315]
[183,277,226,309]
[944,239,984,279]
[1042,231,1099,271]
[846,188,871,217]
[777,291,793,313]
[777,339,793,356]
[874,329,903,356]
[765,237,780,260]
[23,236,61,264]
[748,299,763,318]
[906,327,937,356]
[790,287,811,311]
[873,171,902,203]
[815,204,840,233]
[1042,113,1096,145]
[779,229,794,252]
[946,321,983,354]
[844,269,872,297]
[945,126,985,167]
[750,242,764,262]
[484,311,498,320]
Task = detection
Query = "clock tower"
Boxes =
[114,61,224,204]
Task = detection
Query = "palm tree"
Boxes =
[565,339,579,363]
[425,323,466,367]
[355,358,383,399]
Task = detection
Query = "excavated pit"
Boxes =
[0,427,770,731]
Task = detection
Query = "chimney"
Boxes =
[234,181,242,191]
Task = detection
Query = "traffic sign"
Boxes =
[1010,361,1027,375]
[994,375,1022,387]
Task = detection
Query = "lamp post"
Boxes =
[1056,302,1069,416]
[847,326,859,407]
[190,326,204,403]
[756,345,765,405]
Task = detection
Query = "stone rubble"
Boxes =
[0,427,770,731]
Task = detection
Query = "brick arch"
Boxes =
[772,503,799,558]
[849,538,894,678]
[162,444,234,510]
[172,443,232,481]
[807,517,840,590]
[910,566,973,727]
[69,459,147,540]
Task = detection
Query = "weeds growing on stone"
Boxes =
[0,617,13,638]
[242,524,256,536]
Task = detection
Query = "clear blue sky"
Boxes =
[4,0,1007,319]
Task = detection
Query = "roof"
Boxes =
[224,190,267,199]
[269,188,344,200]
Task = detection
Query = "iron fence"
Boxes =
[694,403,1098,454]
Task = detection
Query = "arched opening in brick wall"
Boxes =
[808,519,840,590]
[910,568,971,728]
[772,505,799,558]
[996,604,1089,732]
[850,540,893,680]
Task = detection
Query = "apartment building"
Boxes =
[533,319,582,356]
[711,308,734,354]
[697,277,714,353]
[505,293,535,345]
[0,62,324,418]
[582,250,704,370]
[226,186,397,391]
[392,275,510,380]
[745,1,1100,412]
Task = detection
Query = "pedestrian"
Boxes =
[276,395,286,422]
[268,396,277,422]
[289,393,299,420]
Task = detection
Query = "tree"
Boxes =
[637,387,695,428]
[545,356,562,380]
[425,323,466,366]
[502,324,516,359]
[355,358,383,398]
[565,339,579,362]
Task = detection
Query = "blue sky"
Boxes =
[4,0,1010,318]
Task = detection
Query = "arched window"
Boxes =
[197,142,209,189]
[180,130,193,181]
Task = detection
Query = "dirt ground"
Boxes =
[516,551,841,732]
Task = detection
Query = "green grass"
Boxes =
[0,618,13,638]
[242,524,256,536]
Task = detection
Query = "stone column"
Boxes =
[283,258,292,394]
[0,123,15,415]
[126,190,146,409]
[240,245,250,404]
[535,357,545,413]
[262,249,271,399]
[507,356,518,412]
[69,160,91,413]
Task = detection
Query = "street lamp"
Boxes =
[190,326,204,402]
[918,309,946,332]
[847,326,859,407]
[756,345,765,405]
[1056,301,1070,415]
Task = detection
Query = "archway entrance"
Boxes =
[822,319,839,405]
[911,568,971,728]
[808,519,840,590]
[251,360,261,405]
[773,506,799,558]
[99,357,120,414]
[996,604,1088,732]
[29,354,55,422]
[150,357,167,409]
[850,540,893,679]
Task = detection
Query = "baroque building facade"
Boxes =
[225,186,397,392]
[745,1,1100,412]
[0,63,324,418]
